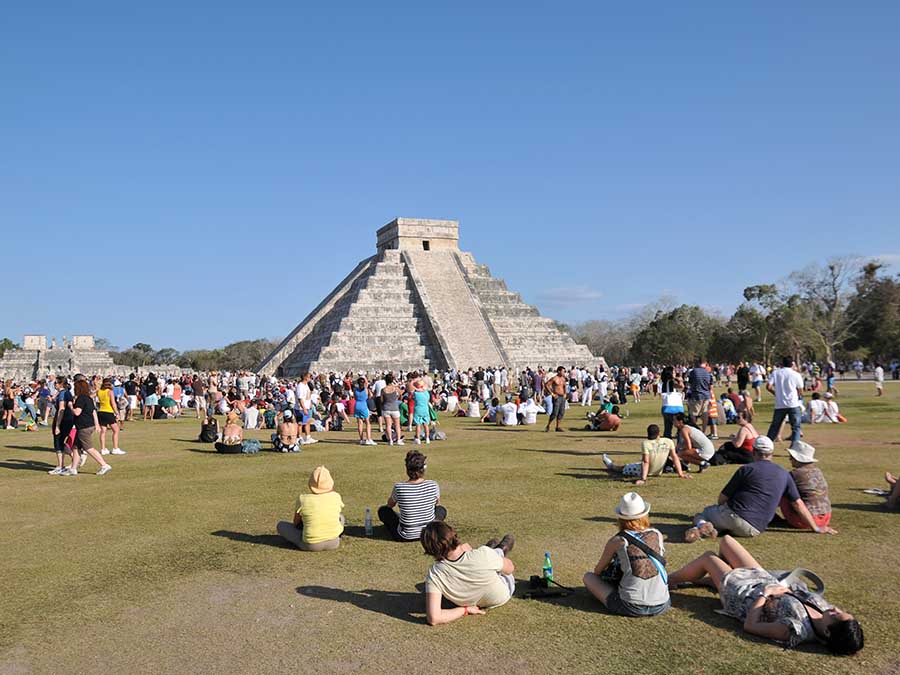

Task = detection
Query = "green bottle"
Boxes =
[542,552,553,583]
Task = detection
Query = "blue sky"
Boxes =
[2,2,898,351]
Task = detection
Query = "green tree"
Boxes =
[843,262,900,361]
[629,305,721,365]
[0,337,19,358]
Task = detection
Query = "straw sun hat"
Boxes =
[308,466,334,494]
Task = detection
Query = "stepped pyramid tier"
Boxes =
[0,335,117,380]
[258,218,599,377]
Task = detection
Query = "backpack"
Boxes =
[241,438,261,453]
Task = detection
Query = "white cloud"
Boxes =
[536,286,603,306]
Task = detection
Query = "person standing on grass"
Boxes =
[874,363,885,397]
[683,436,835,543]
[583,492,670,617]
[70,378,112,476]
[96,378,125,456]
[421,521,515,625]
[49,377,75,475]
[544,366,568,432]
[143,373,159,421]
[353,376,376,446]
[381,374,404,445]
[749,361,765,402]
[378,451,445,542]
[412,379,431,443]
[295,372,317,446]
[687,359,713,429]
[766,356,804,444]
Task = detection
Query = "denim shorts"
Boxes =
[605,592,670,617]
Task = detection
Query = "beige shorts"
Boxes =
[688,398,709,422]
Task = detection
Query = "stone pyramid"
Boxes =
[258,218,598,377]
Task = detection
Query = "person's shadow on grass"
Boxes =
[211,530,294,548]
[0,458,56,472]
[295,585,425,624]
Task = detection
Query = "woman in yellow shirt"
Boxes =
[96,378,125,456]
[277,466,345,551]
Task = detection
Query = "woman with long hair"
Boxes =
[97,378,125,456]
[2,383,15,429]
[381,373,404,445]
[71,378,112,475]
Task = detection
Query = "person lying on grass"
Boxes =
[602,423,691,485]
[583,492,670,617]
[276,466,344,551]
[668,535,863,655]
[420,521,515,625]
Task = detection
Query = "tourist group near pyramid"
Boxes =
[259,218,598,376]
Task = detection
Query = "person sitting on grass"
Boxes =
[674,413,715,471]
[378,450,445,542]
[884,472,900,510]
[198,414,219,443]
[590,405,622,431]
[583,492,670,617]
[421,521,515,625]
[215,411,244,454]
[271,409,300,452]
[712,412,758,465]
[480,397,499,423]
[668,535,864,655]
[773,441,832,530]
[276,466,344,551]
[602,424,691,485]
[684,436,837,543]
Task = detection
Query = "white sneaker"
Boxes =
[297,437,307,445]
[96,464,112,476]
[79,454,87,468]
[111,448,126,455]
[100,449,110,456]
[388,440,394,446]
[602,453,614,469]
[396,440,405,445]
[359,439,366,446]
[365,439,377,446]
[415,438,421,445]
[425,437,430,444]
[63,468,77,476]
[305,437,318,445]
[48,467,65,475]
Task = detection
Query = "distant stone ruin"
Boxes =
[0,335,185,380]
[258,218,598,377]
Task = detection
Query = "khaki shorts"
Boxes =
[74,427,94,451]
[697,503,760,538]
[688,398,709,423]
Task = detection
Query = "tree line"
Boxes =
[566,258,899,366]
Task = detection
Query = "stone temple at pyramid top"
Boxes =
[257,217,599,377]
[376,218,460,253]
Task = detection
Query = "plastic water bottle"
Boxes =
[542,552,553,583]
[364,508,373,536]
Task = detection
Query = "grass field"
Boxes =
[2,381,899,674]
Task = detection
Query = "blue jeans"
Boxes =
[767,407,802,444]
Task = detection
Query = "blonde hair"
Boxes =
[618,516,650,532]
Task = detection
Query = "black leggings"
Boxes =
[377,505,447,542]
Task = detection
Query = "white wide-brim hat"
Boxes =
[788,440,818,463]
[615,491,650,519]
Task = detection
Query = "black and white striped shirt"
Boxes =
[391,480,440,540]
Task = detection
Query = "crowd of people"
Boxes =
[3,353,894,656]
